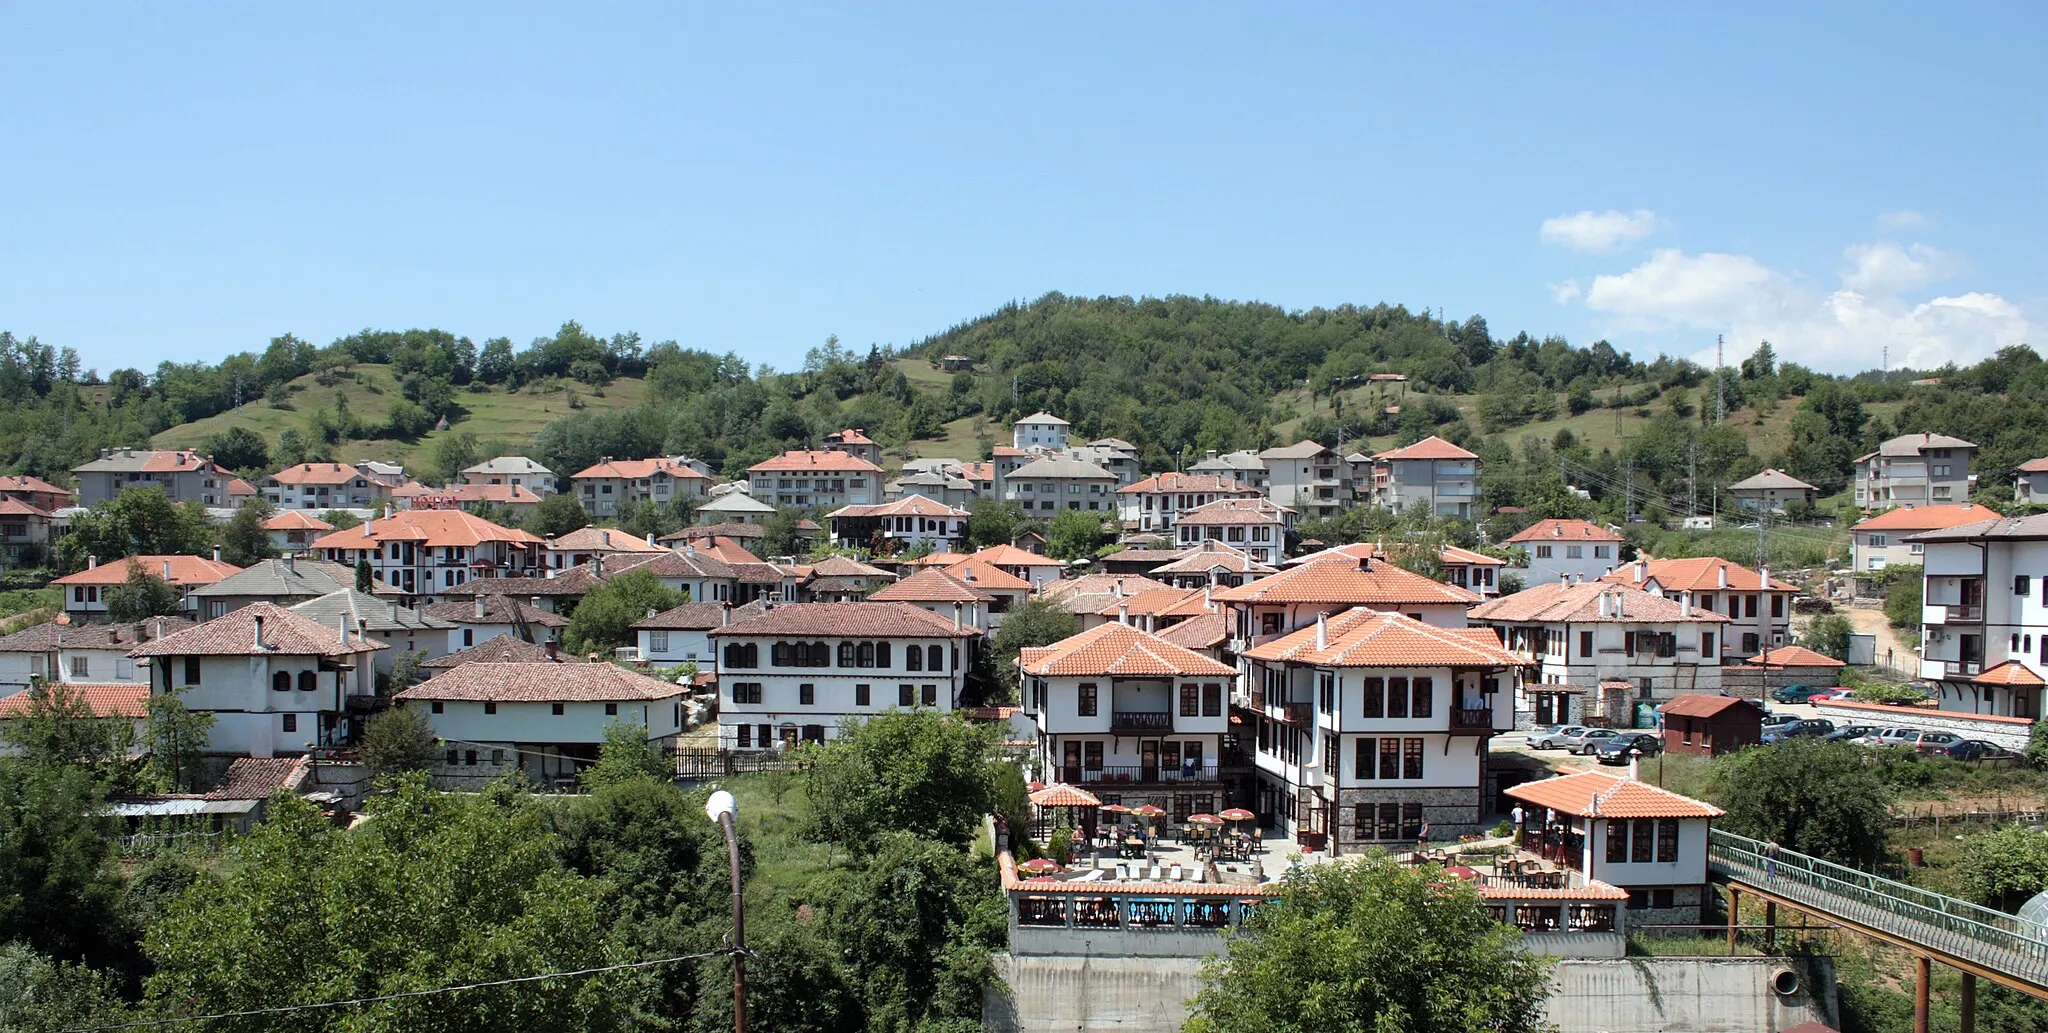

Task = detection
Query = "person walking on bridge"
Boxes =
[1763,839,1781,880]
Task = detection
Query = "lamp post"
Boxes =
[705,789,747,1033]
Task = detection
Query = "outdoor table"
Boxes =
[1121,838,1146,859]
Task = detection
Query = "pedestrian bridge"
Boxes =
[1708,829,2048,1030]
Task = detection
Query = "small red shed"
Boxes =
[1661,693,1764,757]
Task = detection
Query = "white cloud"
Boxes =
[1539,209,1658,253]
[1878,210,1932,230]
[1840,242,1962,294]
[1549,279,1582,304]
[1566,242,2036,373]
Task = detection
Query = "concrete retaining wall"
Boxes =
[986,954,1838,1033]
[1813,699,2034,749]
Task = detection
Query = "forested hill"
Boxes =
[2,294,2045,521]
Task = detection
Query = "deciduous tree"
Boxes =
[1709,739,1892,868]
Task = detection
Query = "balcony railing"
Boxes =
[1109,711,1174,734]
[1284,702,1312,727]
[1448,707,1497,733]
[1944,605,1984,623]
[1056,763,1221,785]
[1945,660,1984,677]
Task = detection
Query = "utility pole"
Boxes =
[1715,334,1726,424]
[1622,456,1634,522]
[1688,437,1699,519]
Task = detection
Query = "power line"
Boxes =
[57,949,744,1033]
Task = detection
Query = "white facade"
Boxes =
[1855,434,1978,509]
[1012,413,1071,452]
[1511,536,1621,586]
[710,633,971,750]
[146,652,378,758]
[460,457,558,496]
[1917,534,2048,718]
[1259,443,1347,518]
[1022,674,1229,797]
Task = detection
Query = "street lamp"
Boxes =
[705,790,747,1033]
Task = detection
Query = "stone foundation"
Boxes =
[1332,785,1483,850]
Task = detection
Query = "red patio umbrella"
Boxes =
[1186,814,1224,826]
[1019,857,1061,875]
[1445,865,1480,880]
[1100,803,1132,815]
[1218,808,1255,821]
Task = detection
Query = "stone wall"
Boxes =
[1813,699,2035,749]
[1332,785,1482,850]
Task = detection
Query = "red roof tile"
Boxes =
[570,456,711,480]
[1212,556,1478,607]
[828,495,970,519]
[937,559,1035,593]
[54,556,242,587]
[1243,607,1522,667]
[1178,498,1292,525]
[1115,472,1263,496]
[397,662,685,702]
[206,756,311,799]
[128,602,384,657]
[1660,693,1759,719]
[260,510,335,531]
[1374,435,1478,461]
[1505,770,1724,820]
[0,682,149,718]
[0,474,70,496]
[1600,558,1797,594]
[709,602,980,639]
[1975,661,2046,687]
[1504,519,1623,544]
[0,498,53,518]
[419,635,567,669]
[307,510,542,551]
[1853,504,1998,532]
[746,450,884,474]
[267,462,360,486]
[1154,613,1228,650]
[1018,622,1238,678]
[1469,582,1730,624]
[1743,644,1846,669]
[544,527,669,554]
[868,570,993,603]
[968,544,1064,567]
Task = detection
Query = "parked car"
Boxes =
[1563,729,1624,755]
[1771,684,1834,704]
[1812,688,1857,702]
[1945,740,2020,762]
[1528,725,1589,750]
[1592,734,1663,765]
[1760,710,1802,730]
[1762,718,1837,743]
[1854,727,1926,748]
[1904,730,1962,755]
[1823,724,1881,743]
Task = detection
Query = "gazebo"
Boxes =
[1028,782,1102,844]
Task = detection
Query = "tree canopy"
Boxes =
[1709,739,1892,868]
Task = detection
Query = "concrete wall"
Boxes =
[1813,699,2033,749]
[986,954,1838,1033]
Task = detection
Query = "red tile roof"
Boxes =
[0,682,149,718]
[1212,556,1479,607]
[419,635,566,669]
[937,558,1034,593]
[0,498,52,518]
[129,602,384,657]
[807,555,893,578]
[0,474,70,496]
[1468,582,1731,625]
[630,600,769,631]
[1150,542,1277,576]
[1504,519,1623,544]
[747,450,884,474]
[267,462,359,486]
[227,478,257,497]
[54,556,242,587]
[416,596,568,627]
[1028,783,1102,808]
[1242,607,1522,667]
[1115,472,1263,496]
[1154,613,1229,650]
[1975,661,2046,687]
[2019,457,2048,474]
[709,602,980,639]
[1090,587,1206,619]
[260,511,335,531]
[1600,558,1797,593]
[1178,498,1292,526]
[868,570,993,603]
[570,457,711,480]
[828,495,970,519]
[1018,623,1237,678]
[544,527,669,554]
[397,662,686,702]
[1374,435,1478,461]
[1505,770,1724,820]
[968,544,1065,567]
[1743,644,1846,669]
[206,756,312,800]
[1853,504,1997,532]
[826,428,877,446]
[307,510,543,550]
[1660,693,1759,719]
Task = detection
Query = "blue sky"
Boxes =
[2,3,2041,376]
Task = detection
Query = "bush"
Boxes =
[1851,683,1929,706]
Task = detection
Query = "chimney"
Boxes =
[646,531,656,545]
[721,603,731,627]
[545,640,559,660]
[475,594,487,620]
[88,555,98,569]
[1118,602,1131,625]
[1597,591,1610,619]
[1680,591,1693,618]
[108,627,119,645]
[163,560,172,580]
[284,554,296,574]
[685,543,696,558]
[601,530,611,548]
[152,616,164,640]
[363,521,372,537]
[212,546,222,563]
[1634,559,1647,583]
[1628,755,1641,782]
[1315,612,1329,650]
[1572,572,1582,584]
[1717,564,1728,590]
[530,596,542,612]
[389,602,399,623]
[1614,591,1624,619]
[646,607,657,620]
[252,614,266,650]
[1203,585,1214,612]
[587,652,600,664]
[953,601,963,630]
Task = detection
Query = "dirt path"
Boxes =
[1838,603,1918,674]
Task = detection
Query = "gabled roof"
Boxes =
[0,616,196,653]
[1186,449,1265,472]
[868,570,993,604]
[189,558,395,600]
[1092,587,1207,619]
[1115,472,1260,496]
[397,662,685,702]
[1903,513,2048,543]
[2018,457,2048,474]
[1154,613,1228,651]
[967,544,1065,568]
[1212,556,1479,607]
[1374,436,1477,462]
[1016,412,1070,426]
[0,498,52,518]
[455,566,607,597]
[290,590,453,633]
[1088,437,1138,451]
[416,596,568,628]
[73,449,217,474]
[1660,693,1759,720]
[938,558,1035,593]
[421,635,564,670]
[631,600,769,631]
[461,456,554,476]
[1504,519,1624,544]
[828,495,970,519]
[747,450,884,474]
[807,554,893,579]
[609,548,739,581]
[1853,504,1995,532]
[206,756,312,800]
[1242,607,1521,667]
[0,682,150,719]
[226,478,257,497]
[307,510,542,550]
[1150,542,1277,577]
[1974,661,2046,688]
[544,527,669,554]
[1600,558,1798,594]
[1284,541,1503,567]
[260,510,335,532]
[1178,498,1292,525]
[54,556,242,587]
[1258,440,1332,461]
[1018,623,1236,678]
[1505,770,1725,820]
[266,462,360,486]
[1727,468,1818,492]
[1468,582,1730,625]
[570,456,712,480]
[1877,432,1977,457]
[825,427,877,446]
[696,493,777,514]
[1009,456,1115,480]
[709,602,980,639]
[0,474,70,496]
[1743,644,1846,669]
[129,602,384,657]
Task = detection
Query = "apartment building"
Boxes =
[1907,512,2047,719]
[1369,436,1480,518]
[1017,622,1238,818]
[708,602,981,750]
[1240,608,1523,848]
[746,451,885,509]
[1598,558,1796,660]
[1258,440,1347,519]
[1004,456,1117,514]
[1116,472,1265,533]
[1172,498,1293,567]
[72,449,231,507]
[308,510,544,600]
[459,456,558,497]
[571,456,712,517]
[1470,581,1730,726]
[827,495,971,553]
[1011,412,1071,452]
[1851,504,1995,572]
[1505,520,1624,585]
[1854,433,1979,509]
[1725,469,1819,514]
[821,428,883,468]
[261,462,399,511]
[0,500,54,569]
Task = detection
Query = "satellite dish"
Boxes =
[2018,889,2048,937]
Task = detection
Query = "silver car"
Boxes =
[1528,725,1587,750]
[1853,727,1924,749]
[1533,726,1622,754]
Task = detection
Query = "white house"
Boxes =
[1213,553,1482,643]
[1011,412,1071,452]
[0,616,193,695]
[1173,498,1293,567]
[607,545,739,604]
[1115,472,1264,534]
[1504,520,1623,586]
[632,601,767,671]
[460,456,558,497]
[1854,432,1979,509]
[1906,512,2048,719]
[260,511,336,553]
[827,495,971,553]
[1469,581,1731,726]
[1017,621,1239,818]
[396,661,688,788]
[308,509,545,600]
[746,451,885,509]
[1851,504,1996,572]
[53,555,243,618]
[1258,440,1348,519]
[418,593,569,650]
[1506,770,1725,925]
[1240,607,1523,848]
[1369,436,1480,519]
[868,570,993,632]
[707,602,981,750]
[128,603,384,758]
[1725,469,1819,514]
[289,589,456,675]
[1599,558,1797,661]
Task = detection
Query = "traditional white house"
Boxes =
[827,495,971,553]
[747,451,885,509]
[544,527,669,570]
[1011,412,1071,452]
[1173,498,1294,566]
[307,509,544,601]
[868,570,993,632]
[1599,558,1797,661]
[1469,581,1731,727]
[53,555,243,618]
[460,456,558,497]
[707,602,981,750]
[607,546,740,604]
[1017,622,1239,818]
[418,593,568,650]
[1241,607,1523,849]
[1149,540,1278,590]
[1850,504,1995,572]
[1906,512,2048,718]
[1506,770,1725,925]
[1258,440,1348,519]
[396,661,688,788]
[1115,472,1265,534]
[1213,553,1481,644]
[1855,432,1979,509]
[128,603,384,757]
[631,601,770,671]
[289,589,455,675]
[1504,520,1624,586]
[1369,436,1480,519]
[0,616,193,695]
[1725,469,1819,514]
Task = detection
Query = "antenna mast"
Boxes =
[1715,334,1726,423]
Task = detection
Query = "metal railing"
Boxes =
[1056,763,1221,785]
[1709,829,2048,987]
[1109,711,1173,734]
